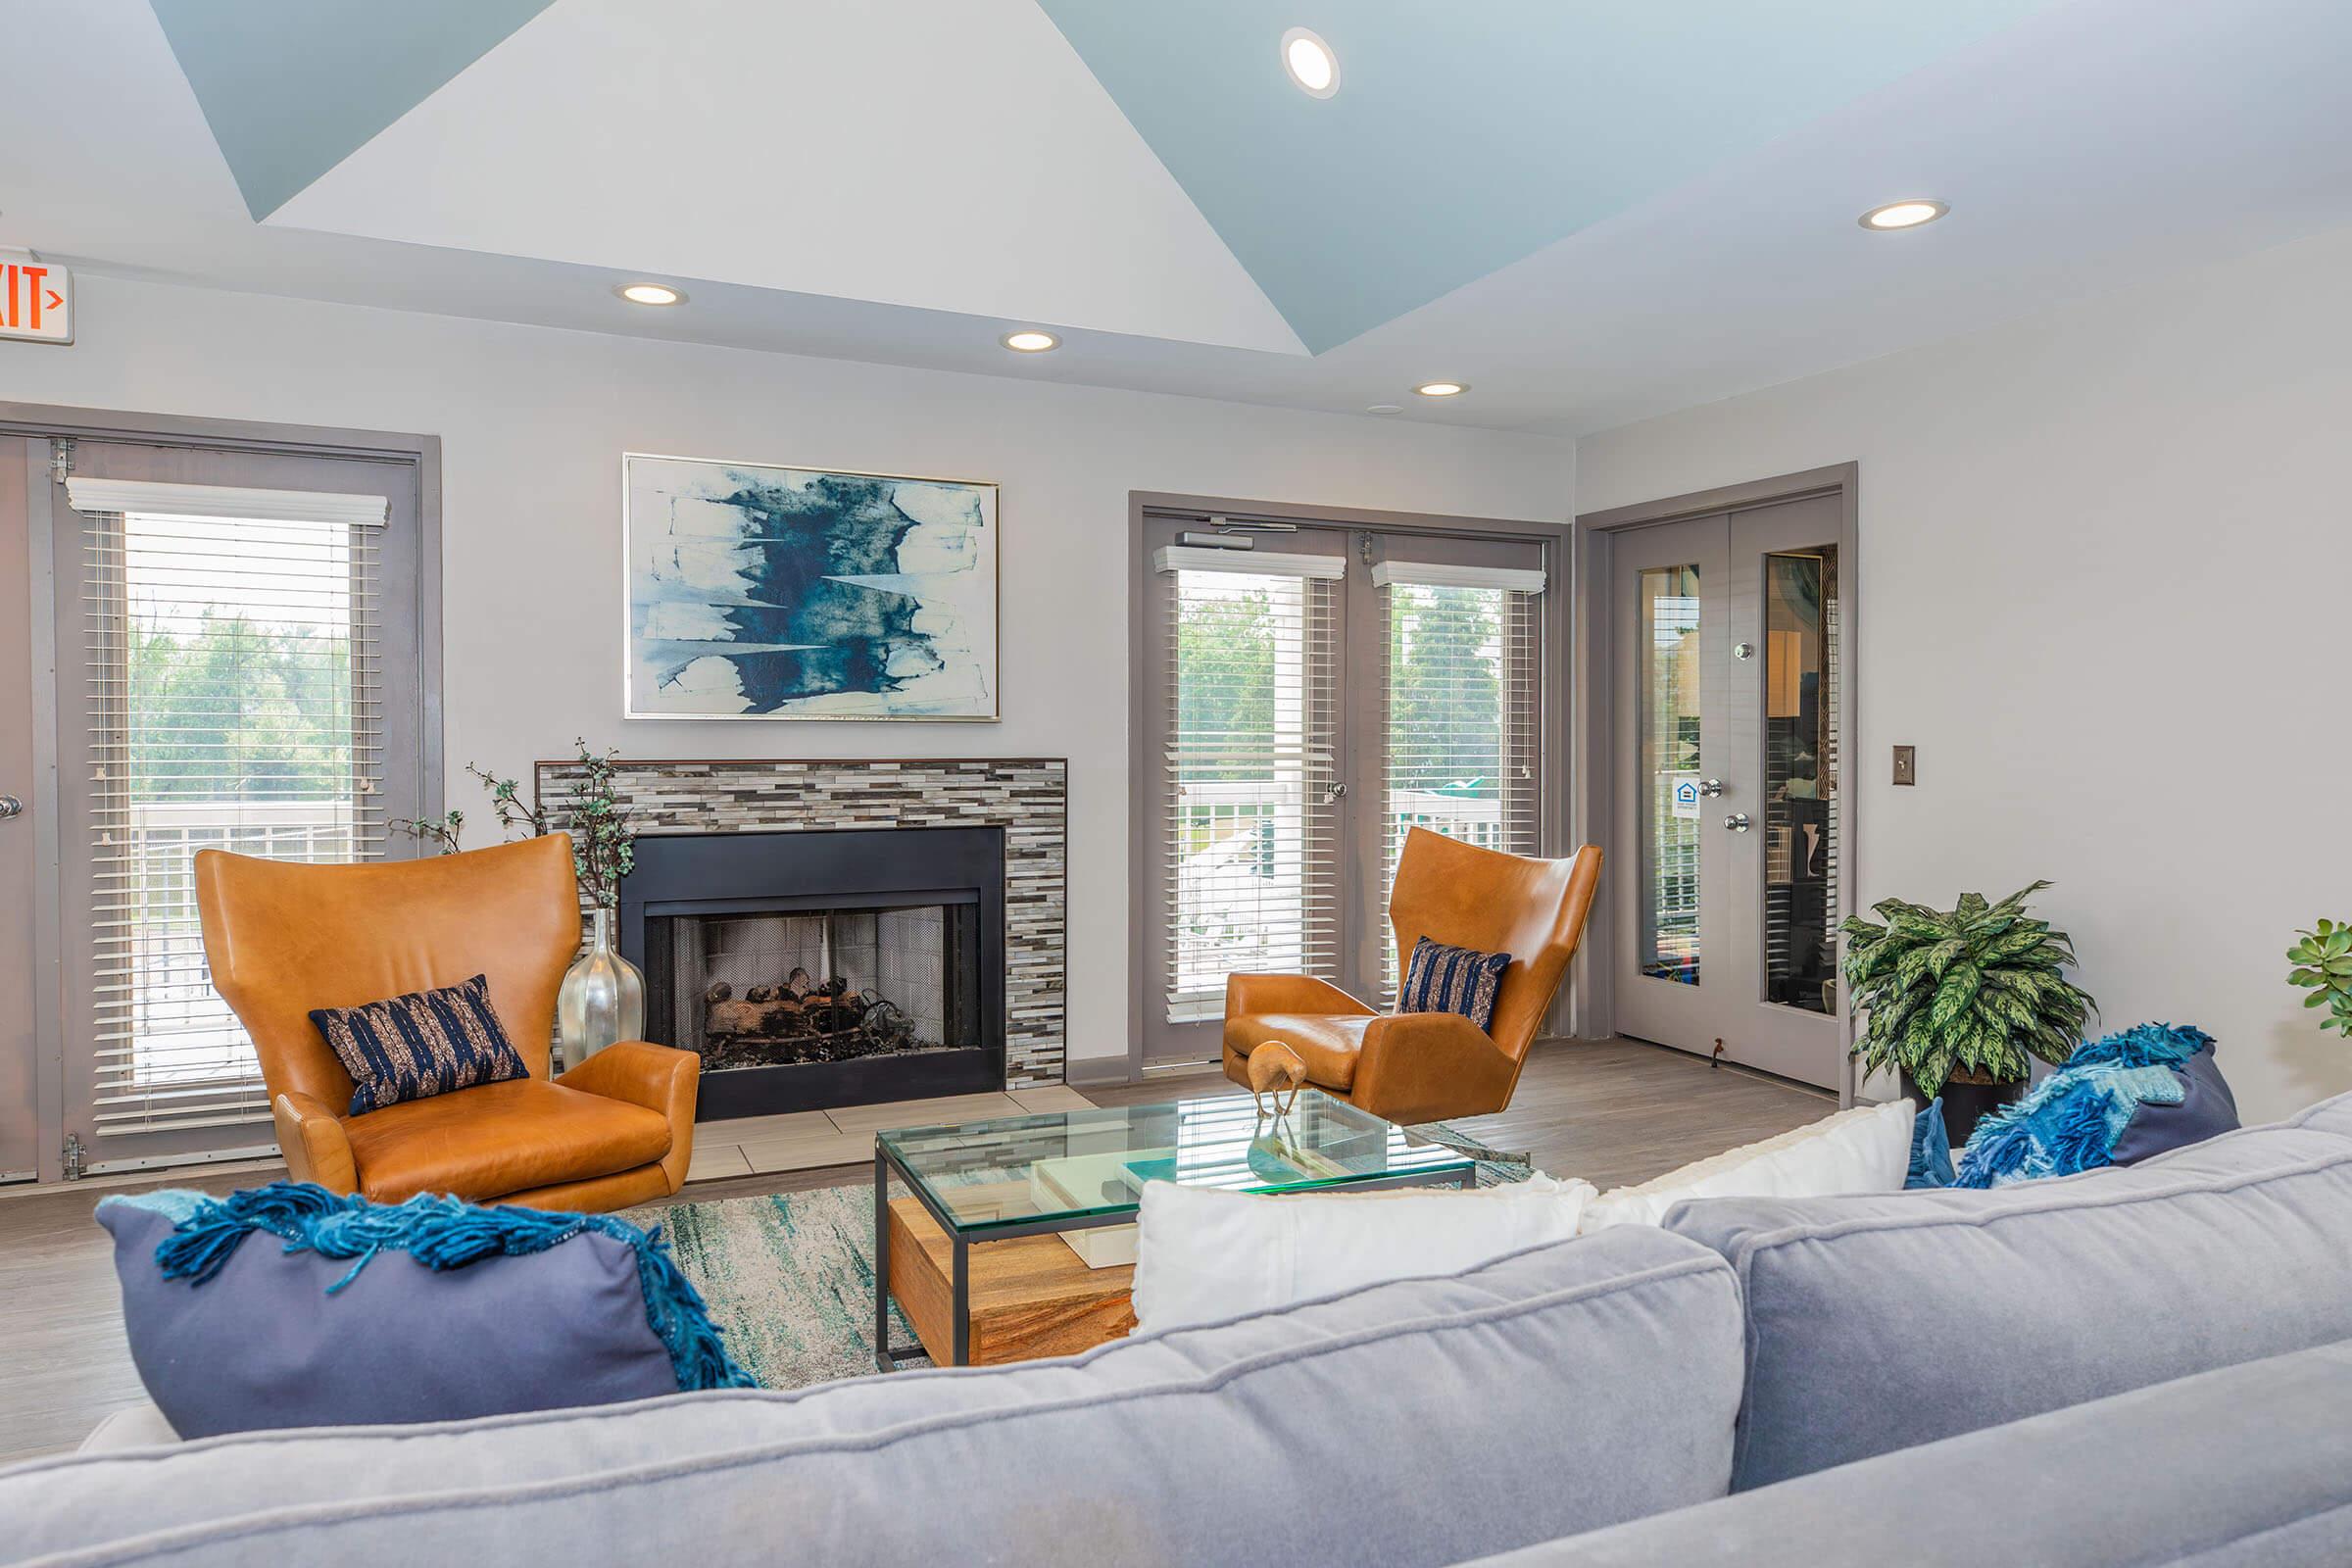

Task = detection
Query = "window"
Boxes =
[1139,515,1555,1065]
[67,478,391,1143]
[1372,564,1544,994]
[1154,546,1343,1023]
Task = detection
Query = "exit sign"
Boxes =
[0,251,72,344]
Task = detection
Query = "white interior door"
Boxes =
[1610,496,1845,1088]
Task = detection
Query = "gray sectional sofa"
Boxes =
[7,1090,2352,1567]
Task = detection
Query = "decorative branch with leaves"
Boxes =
[2288,919,2352,1038]
[555,742,635,910]
[388,743,635,909]
[466,761,550,840]
[1841,880,2096,1099]
[390,808,464,856]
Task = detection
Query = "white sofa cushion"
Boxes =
[1131,1171,1593,1333]
[1581,1101,1913,1232]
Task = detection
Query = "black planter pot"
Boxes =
[1904,1068,2026,1149]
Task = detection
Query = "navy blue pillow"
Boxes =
[1398,937,1511,1033]
[311,972,528,1115]
[1907,1098,1955,1189]
[97,1183,752,1438]
[2111,1040,2239,1165]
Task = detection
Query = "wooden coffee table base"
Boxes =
[884,1197,1137,1367]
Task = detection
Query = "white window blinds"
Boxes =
[67,478,388,1139]
[1375,563,1544,995]
[1157,553,1343,1023]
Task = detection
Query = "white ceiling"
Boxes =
[270,0,1303,356]
[3,0,2350,436]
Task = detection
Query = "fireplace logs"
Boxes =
[699,976,921,1068]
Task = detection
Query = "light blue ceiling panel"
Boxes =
[1036,0,2056,351]
[150,0,560,220]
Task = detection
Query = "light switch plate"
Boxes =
[1892,745,1917,786]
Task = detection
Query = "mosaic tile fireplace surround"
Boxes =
[535,759,1067,1117]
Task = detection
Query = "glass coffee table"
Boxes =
[872,1090,1478,1370]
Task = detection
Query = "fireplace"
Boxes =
[619,826,1006,1119]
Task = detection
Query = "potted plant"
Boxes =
[1841,880,2095,1144]
[2287,919,2352,1037]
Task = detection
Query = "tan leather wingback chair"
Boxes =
[1223,828,1602,1125]
[195,834,698,1211]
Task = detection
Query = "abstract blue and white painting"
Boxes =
[624,454,998,719]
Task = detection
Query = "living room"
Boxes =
[2,2,2350,1564]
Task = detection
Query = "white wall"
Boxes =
[1579,223,2352,1125]
[4,274,1573,1075]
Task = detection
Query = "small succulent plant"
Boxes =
[1841,880,2095,1099]
[2287,919,2352,1038]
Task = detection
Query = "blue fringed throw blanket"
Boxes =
[132,1183,752,1396]
[1953,1023,2232,1189]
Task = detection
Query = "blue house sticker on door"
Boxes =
[1670,777,1701,819]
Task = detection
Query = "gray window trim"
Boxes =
[0,403,442,829]
[1,403,440,1179]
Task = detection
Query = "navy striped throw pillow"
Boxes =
[1397,937,1512,1034]
[311,974,529,1115]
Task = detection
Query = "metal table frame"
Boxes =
[873,1139,1476,1371]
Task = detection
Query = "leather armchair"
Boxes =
[1223,828,1602,1125]
[196,834,698,1212]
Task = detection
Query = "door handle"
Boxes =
[0,794,21,821]
[1722,812,1751,833]
[1697,778,1726,798]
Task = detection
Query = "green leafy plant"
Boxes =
[1841,880,2095,1099]
[2287,919,2352,1038]
[385,744,633,908]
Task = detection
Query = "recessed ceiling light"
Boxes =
[1365,404,1404,416]
[1281,27,1340,98]
[616,282,685,306]
[1413,381,1469,398]
[1858,199,1949,231]
[1000,329,1059,353]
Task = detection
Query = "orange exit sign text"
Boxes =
[0,252,73,344]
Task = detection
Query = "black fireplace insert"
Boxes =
[620,826,1005,1119]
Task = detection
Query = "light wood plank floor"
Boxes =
[0,1037,1828,1463]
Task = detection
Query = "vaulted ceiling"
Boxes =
[5,0,2350,432]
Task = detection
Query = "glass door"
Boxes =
[1140,514,1555,1069]
[46,439,425,1172]
[1611,496,1844,1087]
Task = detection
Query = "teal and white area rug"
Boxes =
[626,1185,919,1390]
[624,1120,1531,1392]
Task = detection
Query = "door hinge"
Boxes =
[48,437,75,485]
[61,1132,86,1180]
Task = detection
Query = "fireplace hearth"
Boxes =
[620,826,1005,1119]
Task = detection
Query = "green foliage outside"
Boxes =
[1842,881,2095,1098]
[1386,585,1503,789]
[1173,579,1504,859]
[1176,588,1277,785]
[1175,582,1502,783]
[128,611,353,800]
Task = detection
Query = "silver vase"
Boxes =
[559,906,645,1065]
